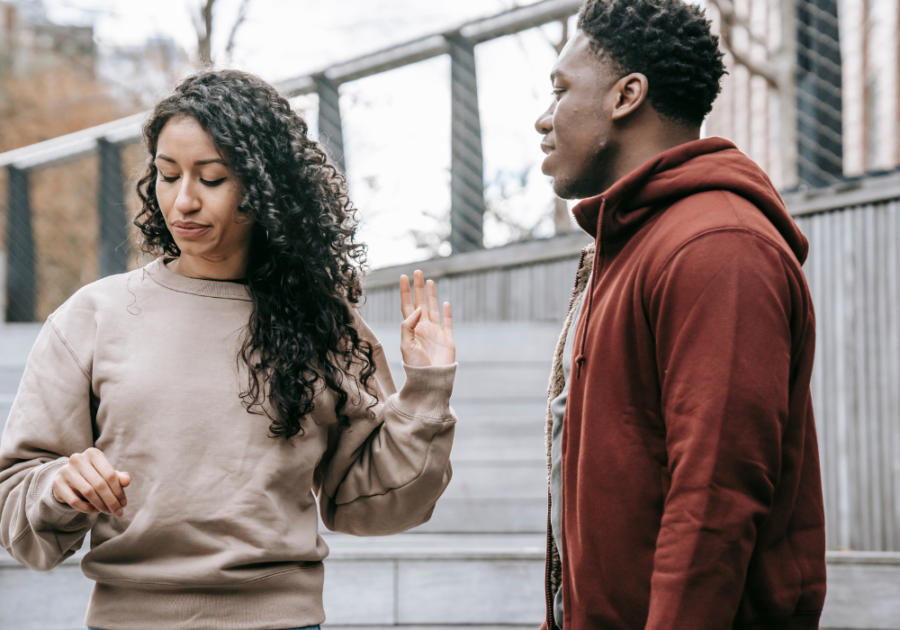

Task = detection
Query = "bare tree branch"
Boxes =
[709,0,779,87]
[225,0,252,63]
[194,0,215,67]
[709,0,770,49]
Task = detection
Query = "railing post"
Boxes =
[98,139,128,278]
[796,0,843,187]
[448,33,486,253]
[315,75,346,172]
[5,166,36,322]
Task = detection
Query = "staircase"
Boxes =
[3,322,900,630]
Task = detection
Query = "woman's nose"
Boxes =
[174,179,200,213]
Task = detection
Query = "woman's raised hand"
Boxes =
[52,447,131,517]
[399,270,455,367]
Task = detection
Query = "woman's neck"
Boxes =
[171,252,249,281]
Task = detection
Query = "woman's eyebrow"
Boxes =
[155,154,225,166]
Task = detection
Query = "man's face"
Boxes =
[535,30,619,200]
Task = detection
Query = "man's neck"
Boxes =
[606,123,701,193]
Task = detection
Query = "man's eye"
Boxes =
[553,89,565,100]
[201,178,226,187]
[159,174,179,183]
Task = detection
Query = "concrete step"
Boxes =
[2,538,899,629]
[0,533,547,629]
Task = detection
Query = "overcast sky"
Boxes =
[40,0,573,268]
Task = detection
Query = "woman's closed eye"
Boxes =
[158,174,226,187]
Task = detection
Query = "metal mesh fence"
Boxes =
[0,146,145,322]
[796,0,843,188]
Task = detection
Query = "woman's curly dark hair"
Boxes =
[135,69,375,439]
[578,0,726,127]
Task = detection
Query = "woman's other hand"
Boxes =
[51,448,131,517]
[399,270,455,367]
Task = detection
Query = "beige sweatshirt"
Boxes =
[0,258,457,630]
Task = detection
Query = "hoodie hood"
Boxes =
[572,137,808,264]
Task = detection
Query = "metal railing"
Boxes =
[0,0,582,322]
[0,0,883,323]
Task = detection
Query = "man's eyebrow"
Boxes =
[550,68,567,82]
[155,154,225,166]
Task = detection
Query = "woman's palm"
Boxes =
[399,271,454,367]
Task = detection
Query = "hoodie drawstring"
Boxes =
[575,198,604,380]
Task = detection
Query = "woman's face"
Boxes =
[155,116,253,274]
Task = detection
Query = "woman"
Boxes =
[0,70,457,630]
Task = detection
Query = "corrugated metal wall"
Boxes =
[796,199,900,551]
[361,256,583,324]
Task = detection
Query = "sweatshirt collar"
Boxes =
[146,258,252,301]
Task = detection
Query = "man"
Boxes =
[535,1,826,629]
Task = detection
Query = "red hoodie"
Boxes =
[552,137,826,630]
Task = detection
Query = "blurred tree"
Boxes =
[0,7,140,319]
[192,0,252,67]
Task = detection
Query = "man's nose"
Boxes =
[535,101,555,135]
[174,179,200,213]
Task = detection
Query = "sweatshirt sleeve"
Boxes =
[0,318,98,570]
[315,314,456,536]
[645,230,803,629]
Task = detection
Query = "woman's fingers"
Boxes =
[442,302,453,335]
[88,449,128,512]
[52,479,97,515]
[401,271,451,333]
[413,270,426,312]
[68,449,126,516]
[426,280,440,322]
[401,307,423,347]
[399,275,413,319]
[67,469,111,515]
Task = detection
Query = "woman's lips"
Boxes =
[172,223,211,238]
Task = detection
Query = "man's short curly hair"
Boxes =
[577,0,726,127]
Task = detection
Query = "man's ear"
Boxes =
[610,73,649,121]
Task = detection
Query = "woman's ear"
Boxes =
[610,73,649,122]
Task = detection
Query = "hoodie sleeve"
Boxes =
[315,313,456,536]
[645,229,807,629]
[0,318,99,570]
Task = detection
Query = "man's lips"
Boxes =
[541,144,555,155]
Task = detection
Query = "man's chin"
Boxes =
[552,177,582,201]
